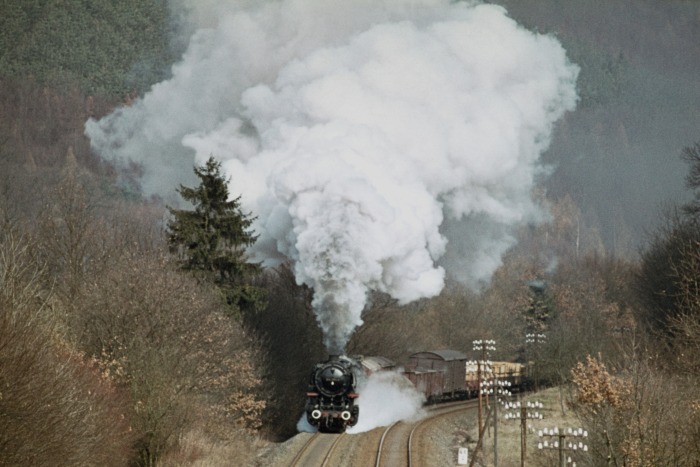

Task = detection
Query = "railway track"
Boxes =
[288,431,346,467]
[374,399,479,467]
[288,399,478,467]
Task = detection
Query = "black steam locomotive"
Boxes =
[305,355,360,433]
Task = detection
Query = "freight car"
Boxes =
[358,355,396,376]
[403,350,471,402]
[465,360,527,392]
[304,355,360,433]
[491,361,526,387]
[403,349,527,402]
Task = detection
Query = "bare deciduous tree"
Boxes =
[74,250,267,465]
[571,354,700,466]
[0,227,135,466]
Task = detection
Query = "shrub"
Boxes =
[74,250,267,465]
[0,229,135,466]
[571,355,700,466]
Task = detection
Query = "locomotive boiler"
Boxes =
[305,355,360,433]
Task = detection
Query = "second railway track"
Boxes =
[375,399,479,467]
[287,399,479,467]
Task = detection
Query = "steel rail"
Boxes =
[375,421,400,467]
[288,432,319,467]
[374,399,478,467]
[321,432,346,467]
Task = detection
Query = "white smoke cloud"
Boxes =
[347,370,426,433]
[85,0,578,352]
[296,414,317,433]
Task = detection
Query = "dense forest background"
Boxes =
[1,1,700,466]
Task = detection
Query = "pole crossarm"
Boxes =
[503,400,545,467]
[468,339,497,444]
[537,427,589,467]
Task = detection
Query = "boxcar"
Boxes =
[358,355,396,376]
[402,367,443,401]
[404,350,469,401]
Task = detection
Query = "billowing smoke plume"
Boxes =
[347,370,426,433]
[85,0,578,352]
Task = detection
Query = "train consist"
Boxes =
[403,350,526,402]
[304,350,527,433]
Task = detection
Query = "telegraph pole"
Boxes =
[494,388,498,466]
[537,426,589,467]
[489,379,511,467]
[505,400,544,467]
[471,340,495,443]
[525,333,546,391]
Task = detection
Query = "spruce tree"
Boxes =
[167,156,264,316]
[682,142,700,219]
[524,279,553,334]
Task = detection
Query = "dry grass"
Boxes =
[156,426,265,467]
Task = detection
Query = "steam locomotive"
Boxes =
[304,355,360,433]
[303,350,528,433]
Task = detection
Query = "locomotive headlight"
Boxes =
[341,411,352,421]
[311,409,322,420]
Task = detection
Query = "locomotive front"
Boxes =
[305,355,360,433]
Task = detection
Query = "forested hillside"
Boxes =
[1,1,700,466]
[496,0,700,257]
[0,0,174,95]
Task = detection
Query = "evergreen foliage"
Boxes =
[682,142,700,218]
[524,279,553,334]
[167,157,265,316]
[636,141,700,335]
[0,0,175,96]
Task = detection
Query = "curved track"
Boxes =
[288,432,346,467]
[375,399,479,467]
[287,399,478,467]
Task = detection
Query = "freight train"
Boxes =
[304,350,527,433]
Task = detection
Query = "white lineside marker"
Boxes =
[458,447,469,465]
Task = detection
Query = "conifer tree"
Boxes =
[167,156,264,316]
[682,142,700,219]
[524,279,553,334]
